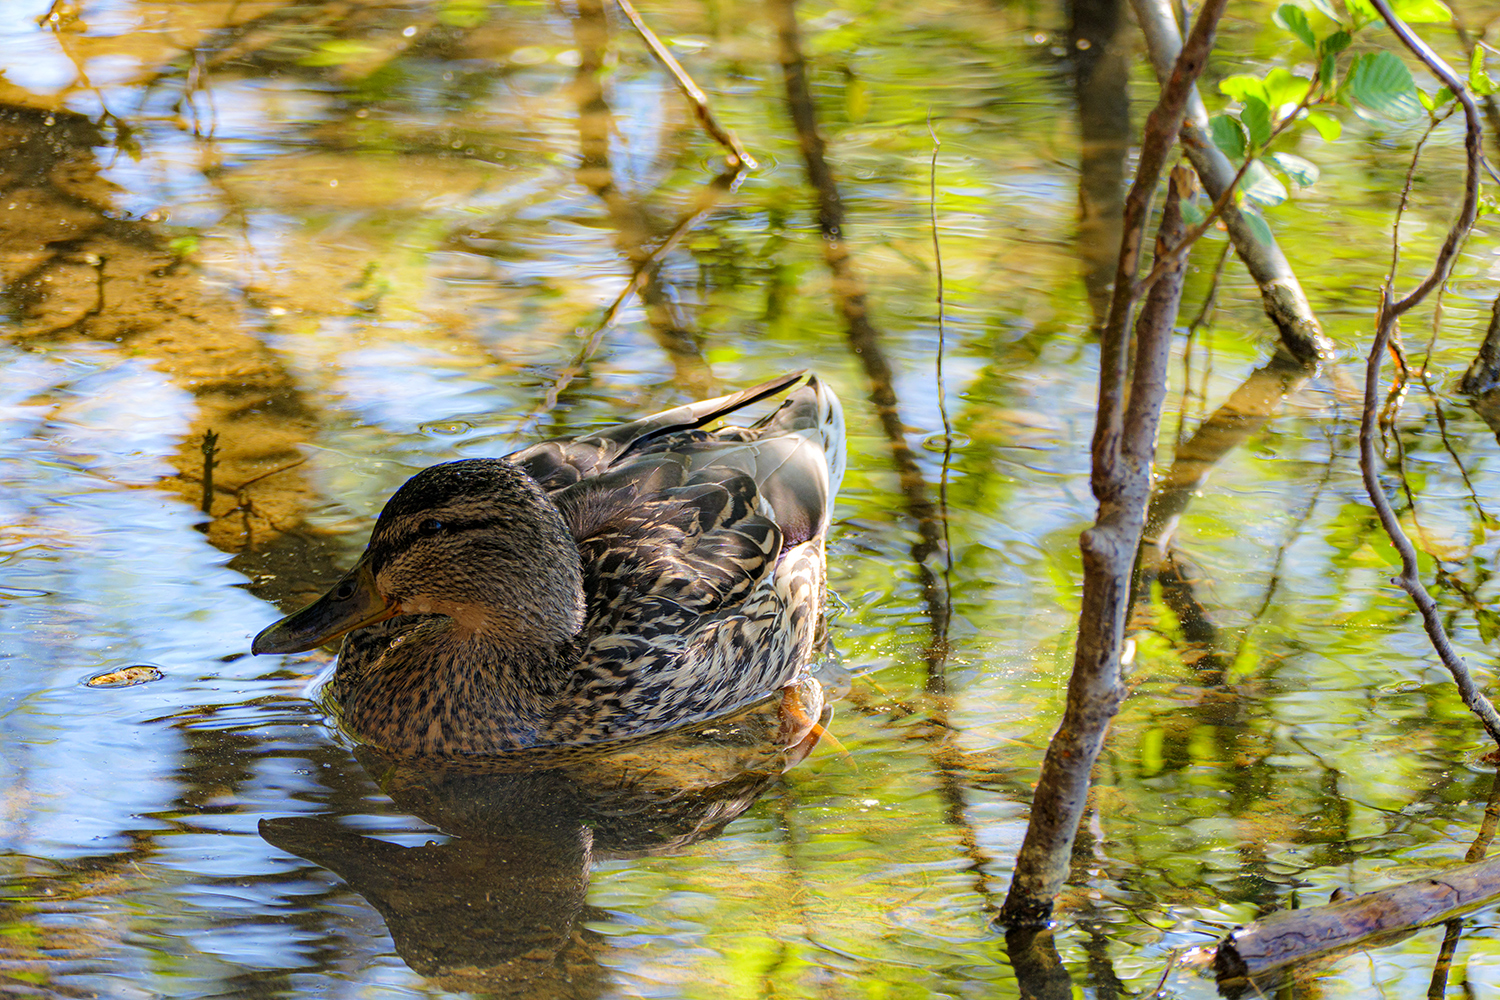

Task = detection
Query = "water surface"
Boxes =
[4,0,1500,996]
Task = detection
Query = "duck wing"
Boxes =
[524,373,845,745]
[508,371,809,490]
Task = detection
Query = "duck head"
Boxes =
[252,459,585,655]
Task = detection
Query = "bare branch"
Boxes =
[1358,0,1500,746]
[614,0,757,170]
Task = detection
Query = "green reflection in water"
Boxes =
[2,0,1500,997]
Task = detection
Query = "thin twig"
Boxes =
[614,0,757,169]
[929,111,954,584]
[1360,0,1500,745]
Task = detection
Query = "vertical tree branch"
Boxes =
[998,0,1234,925]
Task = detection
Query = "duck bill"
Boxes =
[251,561,399,655]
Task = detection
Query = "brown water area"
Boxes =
[5,0,1500,997]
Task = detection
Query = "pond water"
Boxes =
[5,0,1500,996]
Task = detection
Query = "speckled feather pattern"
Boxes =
[317,374,844,754]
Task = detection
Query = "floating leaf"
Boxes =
[1306,109,1342,139]
[85,665,164,688]
[1242,96,1273,147]
[1270,151,1320,186]
[1241,159,1288,206]
[1264,67,1312,109]
[1392,0,1453,22]
[1208,113,1246,159]
[1348,51,1423,119]
[1220,74,1270,104]
[1275,4,1317,48]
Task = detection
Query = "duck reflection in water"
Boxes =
[261,683,830,996]
[252,372,845,755]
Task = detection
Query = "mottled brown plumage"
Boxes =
[251,372,845,755]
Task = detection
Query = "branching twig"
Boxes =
[1359,0,1500,746]
[615,0,757,169]
[1133,0,1333,362]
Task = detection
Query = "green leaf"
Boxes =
[1241,160,1288,206]
[1208,114,1247,159]
[1275,4,1317,48]
[1419,86,1454,111]
[1180,198,1206,227]
[1348,51,1423,119]
[1320,30,1352,56]
[1264,67,1312,109]
[1472,46,1497,97]
[1306,109,1343,140]
[1392,0,1453,22]
[1345,0,1378,22]
[1269,151,1320,186]
[1220,74,1270,105]
[1242,96,1273,147]
[1239,205,1275,246]
[1306,0,1341,20]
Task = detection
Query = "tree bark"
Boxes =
[1211,856,1500,983]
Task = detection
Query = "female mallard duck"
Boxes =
[251,372,844,755]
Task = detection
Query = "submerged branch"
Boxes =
[1358,0,1500,746]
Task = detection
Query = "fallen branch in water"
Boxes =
[1205,856,1500,984]
[1357,0,1500,747]
[615,0,756,170]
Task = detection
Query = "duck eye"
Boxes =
[333,579,356,600]
[418,519,444,536]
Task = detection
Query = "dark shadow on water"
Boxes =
[260,690,828,997]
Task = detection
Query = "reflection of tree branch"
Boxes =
[1071,0,1131,332]
[1459,294,1500,397]
[1174,239,1230,449]
[1147,350,1316,547]
[770,0,1001,917]
[1004,928,1075,1000]
[614,0,756,170]
[1133,0,1332,363]
[1360,0,1500,746]
[555,0,721,408]
[767,0,949,680]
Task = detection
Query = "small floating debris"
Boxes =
[85,665,164,688]
[418,420,476,436]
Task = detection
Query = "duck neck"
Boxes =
[335,616,579,753]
